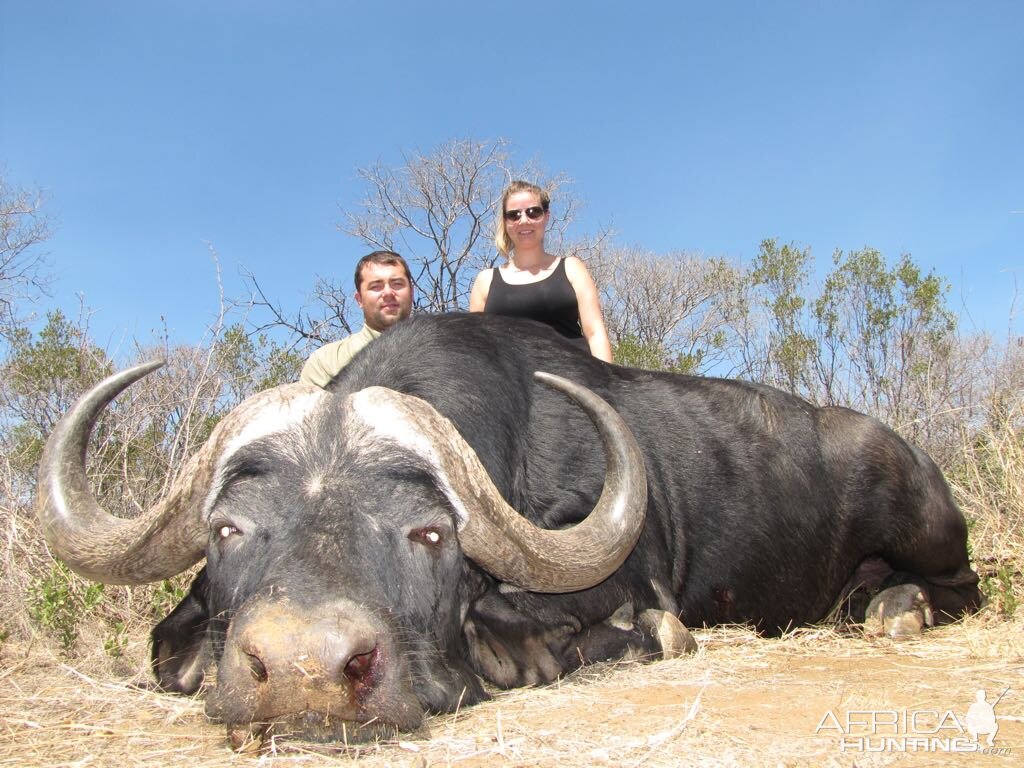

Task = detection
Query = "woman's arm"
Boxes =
[469,269,493,312]
[565,256,613,362]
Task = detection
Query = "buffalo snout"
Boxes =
[205,595,424,750]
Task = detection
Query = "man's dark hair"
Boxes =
[354,251,413,291]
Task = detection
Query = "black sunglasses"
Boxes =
[504,206,547,222]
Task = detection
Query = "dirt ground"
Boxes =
[1,615,1021,768]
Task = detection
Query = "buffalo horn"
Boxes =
[35,361,321,585]
[346,372,647,593]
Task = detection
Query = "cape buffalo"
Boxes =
[36,313,980,749]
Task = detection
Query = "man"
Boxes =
[300,250,414,388]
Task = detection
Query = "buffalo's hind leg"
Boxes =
[863,563,981,638]
[843,558,980,638]
[873,477,982,637]
[842,424,984,637]
[854,477,981,637]
[863,578,935,637]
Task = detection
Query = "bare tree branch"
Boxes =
[591,245,742,372]
[0,173,53,335]
[240,267,355,350]
[339,137,583,312]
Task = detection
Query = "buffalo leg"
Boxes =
[863,563,981,638]
[863,579,935,637]
[844,550,981,637]
[465,600,696,688]
[150,567,213,693]
[833,413,982,632]
[563,604,696,669]
[875,510,982,632]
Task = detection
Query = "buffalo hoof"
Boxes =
[638,609,698,658]
[864,584,935,638]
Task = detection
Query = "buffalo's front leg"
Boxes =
[569,603,697,665]
[464,599,696,689]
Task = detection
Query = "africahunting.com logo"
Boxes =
[815,687,1012,755]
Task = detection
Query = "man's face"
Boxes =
[355,262,413,331]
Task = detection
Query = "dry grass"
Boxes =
[945,398,1024,623]
[2,612,1022,767]
[949,412,1024,588]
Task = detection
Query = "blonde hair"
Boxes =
[494,180,551,257]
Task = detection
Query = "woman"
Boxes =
[469,180,613,362]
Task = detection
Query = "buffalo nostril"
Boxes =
[343,647,378,687]
[245,651,268,684]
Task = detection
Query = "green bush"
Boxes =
[27,561,105,653]
[103,620,129,659]
[980,565,1018,619]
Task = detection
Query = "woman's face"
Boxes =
[504,190,548,252]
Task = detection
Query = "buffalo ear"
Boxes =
[150,567,213,694]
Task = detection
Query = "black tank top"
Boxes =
[483,257,585,342]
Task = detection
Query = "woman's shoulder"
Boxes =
[562,255,594,281]
[472,267,495,288]
[469,266,496,311]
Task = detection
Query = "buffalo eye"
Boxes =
[409,527,444,549]
[212,522,242,552]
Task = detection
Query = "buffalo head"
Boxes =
[36,361,647,748]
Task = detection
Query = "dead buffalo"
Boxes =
[36,313,980,748]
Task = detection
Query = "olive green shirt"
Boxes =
[299,325,381,388]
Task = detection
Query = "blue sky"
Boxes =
[2,1,1021,355]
